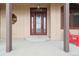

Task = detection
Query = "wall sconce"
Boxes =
[37,5,40,9]
[12,14,17,24]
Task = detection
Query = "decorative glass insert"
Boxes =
[32,16,34,33]
[36,15,41,32]
[44,16,46,32]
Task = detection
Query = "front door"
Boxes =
[30,8,47,35]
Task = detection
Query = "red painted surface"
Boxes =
[69,33,79,46]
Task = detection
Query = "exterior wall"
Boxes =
[1,3,79,41]
[0,4,6,40]
[0,8,1,39]
[12,4,50,39]
[50,4,79,40]
[50,4,64,40]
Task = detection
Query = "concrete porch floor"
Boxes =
[0,39,79,56]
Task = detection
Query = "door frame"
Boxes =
[30,8,47,35]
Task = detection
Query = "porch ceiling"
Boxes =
[12,3,50,6]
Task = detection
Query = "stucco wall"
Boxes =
[1,3,79,41]
[0,4,6,40]
[50,4,79,40]
[12,4,50,39]
[0,8,1,39]
[50,4,63,40]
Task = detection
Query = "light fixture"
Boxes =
[37,4,40,9]
[12,14,17,24]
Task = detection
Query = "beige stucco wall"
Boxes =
[1,4,50,40]
[0,8,1,38]
[12,4,50,39]
[50,4,63,40]
[1,3,79,41]
[0,4,6,40]
[50,3,79,40]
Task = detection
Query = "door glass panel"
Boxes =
[32,16,34,33]
[44,16,46,32]
[36,15,41,32]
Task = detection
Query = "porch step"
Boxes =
[26,36,50,42]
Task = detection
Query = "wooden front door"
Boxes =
[30,8,47,35]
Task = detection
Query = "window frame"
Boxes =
[61,6,79,29]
